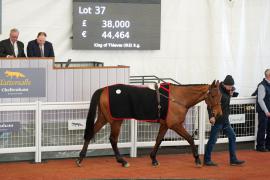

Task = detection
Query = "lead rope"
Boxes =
[155,83,161,119]
[190,93,208,139]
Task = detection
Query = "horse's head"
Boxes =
[205,80,223,118]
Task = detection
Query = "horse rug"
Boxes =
[108,83,169,121]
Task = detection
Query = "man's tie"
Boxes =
[40,45,44,57]
[12,42,16,57]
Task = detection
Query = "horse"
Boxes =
[76,80,222,168]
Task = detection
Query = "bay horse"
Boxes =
[76,80,222,167]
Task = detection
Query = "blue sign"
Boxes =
[0,122,20,133]
[0,68,46,98]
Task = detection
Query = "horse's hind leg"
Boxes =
[150,123,168,166]
[76,112,107,167]
[77,140,91,167]
[172,124,201,167]
[109,120,129,167]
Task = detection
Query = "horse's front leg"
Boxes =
[109,120,129,167]
[150,123,168,166]
[172,124,201,167]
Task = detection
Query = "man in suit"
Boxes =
[27,32,55,57]
[0,28,26,58]
[255,69,270,152]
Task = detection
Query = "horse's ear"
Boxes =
[211,80,216,86]
[214,80,220,89]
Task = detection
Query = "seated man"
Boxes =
[27,32,55,57]
[0,28,26,58]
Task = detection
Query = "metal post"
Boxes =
[130,119,137,157]
[35,101,42,163]
[198,102,206,154]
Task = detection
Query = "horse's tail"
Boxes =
[84,88,104,141]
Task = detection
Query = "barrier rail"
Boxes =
[0,97,256,162]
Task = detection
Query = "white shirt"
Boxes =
[10,40,18,57]
[258,78,270,113]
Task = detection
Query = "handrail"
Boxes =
[130,75,181,85]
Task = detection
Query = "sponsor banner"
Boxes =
[0,122,21,133]
[229,114,245,124]
[0,68,46,98]
[68,119,86,130]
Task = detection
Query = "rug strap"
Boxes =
[155,83,161,119]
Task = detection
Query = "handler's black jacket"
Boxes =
[208,83,231,124]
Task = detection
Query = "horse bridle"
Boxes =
[205,86,221,117]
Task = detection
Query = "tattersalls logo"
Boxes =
[0,70,32,86]
[5,70,26,78]
[0,68,46,98]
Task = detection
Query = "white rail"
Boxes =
[0,97,257,162]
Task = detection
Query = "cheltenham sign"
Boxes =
[0,68,46,98]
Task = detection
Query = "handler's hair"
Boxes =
[264,69,270,77]
[37,32,47,37]
[10,28,19,34]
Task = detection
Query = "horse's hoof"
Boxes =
[152,161,159,167]
[123,162,130,168]
[195,159,202,168]
[76,159,82,167]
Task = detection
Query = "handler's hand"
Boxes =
[266,112,270,117]
[209,117,216,125]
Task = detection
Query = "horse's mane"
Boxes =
[170,83,208,87]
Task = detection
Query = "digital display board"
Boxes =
[73,0,161,50]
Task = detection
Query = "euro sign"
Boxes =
[82,31,87,38]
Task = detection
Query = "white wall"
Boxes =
[1,0,270,96]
